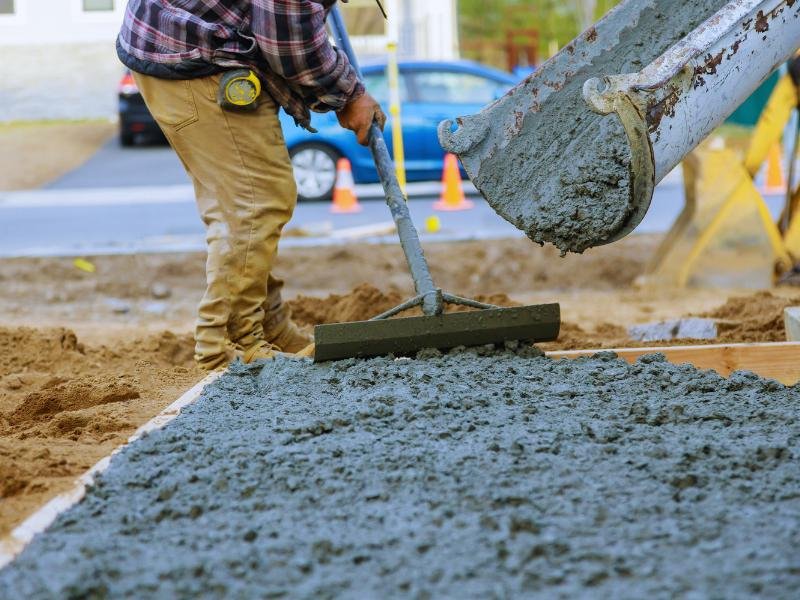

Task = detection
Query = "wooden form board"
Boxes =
[547,342,800,386]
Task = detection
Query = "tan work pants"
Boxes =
[133,72,297,366]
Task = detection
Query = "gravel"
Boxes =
[1,348,799,599]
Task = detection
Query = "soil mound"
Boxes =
[543,321,630,350]
[548,292,800,350]
[98,331,197,369]
[10,378,140,424]
[0,462,28,498]
[701,291,800,342]
[284,285,633,352]
[0,326,201,538]
[287,287,797,351]
[288,284,404,326]
[0,327,85,377]
[287,284,520,328]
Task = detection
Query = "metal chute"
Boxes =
[439,0,800,254]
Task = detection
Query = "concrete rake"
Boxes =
[313,9,560,362]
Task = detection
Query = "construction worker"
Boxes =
[116,0,386,369]
[744,51,800,284]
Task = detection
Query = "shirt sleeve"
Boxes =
[251,0,365,113]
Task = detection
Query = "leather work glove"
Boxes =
[337,92,387,145]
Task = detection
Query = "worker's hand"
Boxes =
[337,92,386,146]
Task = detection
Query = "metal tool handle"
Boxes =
[328,7,442,316]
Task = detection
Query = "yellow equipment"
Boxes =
[217,69,262,110]
[744,74,798,178]
[644,56,800,288]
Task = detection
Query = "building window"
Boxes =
[0,0,14,15]
[83,0,114,11]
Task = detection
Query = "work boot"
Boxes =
[197,344,237,371]
[238,341,290,364]
[266,319,314,353]
[261,276,312,353]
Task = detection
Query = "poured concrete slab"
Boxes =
[1,350,798,597]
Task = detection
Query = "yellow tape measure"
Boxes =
[218,69,261,110]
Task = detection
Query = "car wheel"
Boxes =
[120,129,135,147]
[289,143,341,202]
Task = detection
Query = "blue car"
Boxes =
[119,60,517,201]
[283,60,517,201]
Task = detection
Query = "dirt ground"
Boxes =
[287,284,800,351]
[2,234,799,539]
[1,234,795,348]
[0,121,116,191]
[0,234,776,336]
[0,327,201,538]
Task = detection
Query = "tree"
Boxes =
[573,0,598,30]
[458,0,620,69]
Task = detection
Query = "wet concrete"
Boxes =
[448,0,728,253]
[1,349,799,598]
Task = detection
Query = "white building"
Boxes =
[347,0,459,61]
[0,0,458,122]
[0,0,126,44]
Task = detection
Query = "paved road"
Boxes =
[49,139,187,189]
[0,185,528,257]
[0,183,695,257]
[0,140,716,258]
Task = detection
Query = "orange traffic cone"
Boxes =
[331,158,362,213]
[433,153,474,211]
[762,142,787,195]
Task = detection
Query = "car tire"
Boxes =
[120,129,135,147]
[289,143,342,203]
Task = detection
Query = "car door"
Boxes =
[351,68,414,182]
[404,68,511,181]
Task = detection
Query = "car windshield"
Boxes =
[411,70,506,104]
[363,71,411,104]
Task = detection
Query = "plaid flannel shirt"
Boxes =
[118,0,364,129]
